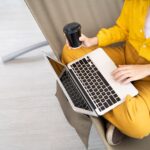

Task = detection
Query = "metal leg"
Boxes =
[1,41,49,63]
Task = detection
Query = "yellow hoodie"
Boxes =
[97,0,150,61]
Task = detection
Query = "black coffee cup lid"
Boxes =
[63,22,81,34]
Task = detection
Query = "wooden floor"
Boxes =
[0,0,91,149]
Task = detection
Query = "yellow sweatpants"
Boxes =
[61,42,150,139]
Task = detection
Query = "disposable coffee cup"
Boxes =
[63,22,82,48]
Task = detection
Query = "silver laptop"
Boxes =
[45,48,138,116]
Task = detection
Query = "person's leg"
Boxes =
[61,43,150,139]
[61,44,98,64]
[104,42,150,139]
[104,80,150,139]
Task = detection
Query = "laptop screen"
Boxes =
[46,56,66,77]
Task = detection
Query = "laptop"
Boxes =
[45,48,138,116]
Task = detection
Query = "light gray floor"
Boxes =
[0,0,88,149]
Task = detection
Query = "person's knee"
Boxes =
[102,46,125,65]
[123,119,150,139]
[61,44,71,64]
[120,96,150,138]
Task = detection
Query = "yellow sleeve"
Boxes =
[139,39,150,61]
[97,1,130,47]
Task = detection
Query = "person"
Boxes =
[61,0,150,145]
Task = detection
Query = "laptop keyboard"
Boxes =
[60,71,92,111]
[70,56,121,112]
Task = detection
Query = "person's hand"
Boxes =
[65,34,98,49]
[112,64,150,84]
[79,34,98,47]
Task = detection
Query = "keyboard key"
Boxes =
[102,92,106,96]
[84,67,88,71]
[102,85,106,89]
[79,73,82,76]
[92,85,95,88]
[98,102,102,106]
[89,82,93,85]
[87,86,90,89]
[107,92,111,95]
[87,64,90,67]
[116,97,121,101]
[87,79,91,82]
[101,99,105,102]
[110,95,117,103]
[82,70,85,73]
[89,89,93,92]
[96,99,100,103]
[88,66,91,69]
[101,106,105,111]
[83,58,88,64]
[111,91,115,94]
[83,79,86,82]
[97,77,101,82]
[91,76,94,80]
[107,99,113,105]
[81,76,84,80]
[94,68,97,71]
[91,92,95,95]
[96,92,100,95]
[114,94,118,97]
[97,85,100,88]
[72,64,76,68]
[95,76,100,78]
[76,62,79,65]
[104,95,108,99]
[104,88,108,92]
[86,70,90,74]
[94,88,98,92]
[85,75,89,79]
[79,60,83,65]
[82,64,85,67]
[91,65,95,68]
[97,71,109,86]
[95,82,99,86]
[100,82,103,85]
[103,102,109,108]
[108,86,113,90]
[98,95,102,99]
[94,96,97,99]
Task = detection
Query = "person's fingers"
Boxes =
[115,73,131,82]
[82,43,86,47]
[113,71,125,80]
[122,77,134,84]
[112,65,130,75]
[79,34,87,41]
[112,68,131,79]
[79,36,86,42]
[79,37,83,41]
[81,33,86,37]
